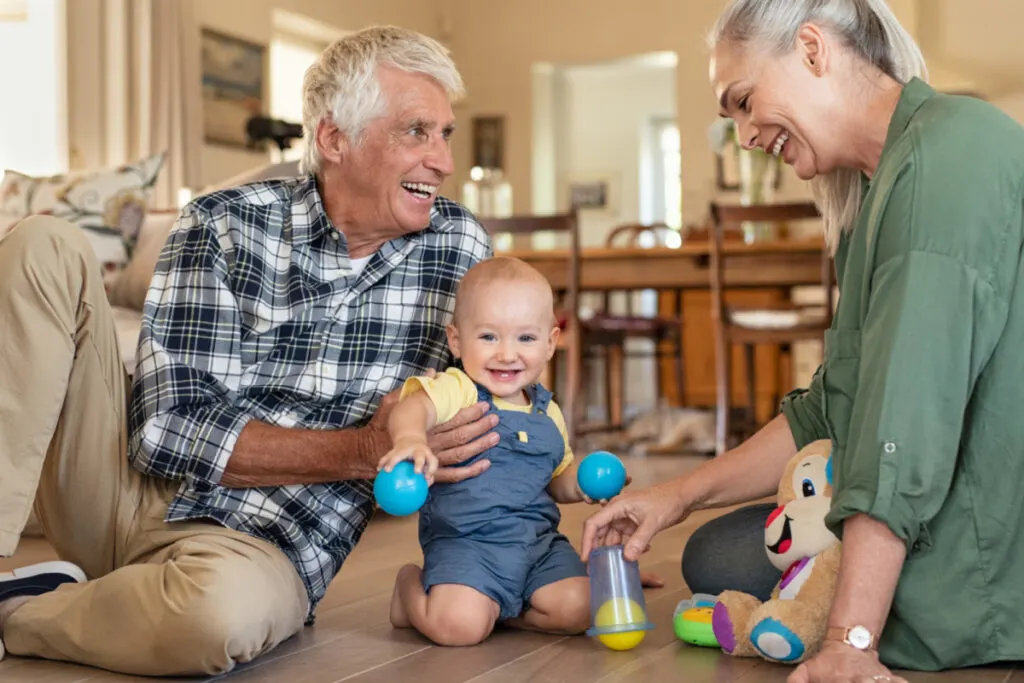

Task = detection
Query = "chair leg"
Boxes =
[674,330,685,407]
[715,340,731,456]
[607,343,624,429]
[744,343,756,439]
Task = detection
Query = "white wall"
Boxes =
[555,58,676,247]
[0,0,66,175]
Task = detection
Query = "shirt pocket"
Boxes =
[820,328,862,447]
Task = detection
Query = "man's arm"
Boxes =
[221,420,379,488]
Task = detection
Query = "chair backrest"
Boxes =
[605,222,676,248]
[478,211,582,439]
[708,201,834,324]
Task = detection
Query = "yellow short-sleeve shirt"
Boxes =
[401,367,574,477]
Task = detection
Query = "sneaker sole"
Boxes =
[0,560,87,602]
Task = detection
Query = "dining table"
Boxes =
[497,235,829,427]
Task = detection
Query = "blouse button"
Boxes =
[884,441,896,454]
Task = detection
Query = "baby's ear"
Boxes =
[546,325,561,358]
[446,324,461,358]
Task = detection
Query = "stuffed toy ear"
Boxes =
[825,450,834,487]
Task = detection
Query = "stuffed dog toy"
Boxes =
[710,439,841,664]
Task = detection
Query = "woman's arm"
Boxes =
[827,513,906,642]
[580,412,803,561]
[682,413,800,509]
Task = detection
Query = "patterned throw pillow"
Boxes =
[0,152,165,284]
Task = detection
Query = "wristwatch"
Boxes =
[825,625,877,651]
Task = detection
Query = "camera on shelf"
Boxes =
[245,116,304,152]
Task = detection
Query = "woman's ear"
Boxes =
[796,22,829,76]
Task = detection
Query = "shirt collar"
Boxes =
[290,175,455,245]
[881,77,935,157]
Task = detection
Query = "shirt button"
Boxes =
[331,232,340,240]
[884,441,896,454]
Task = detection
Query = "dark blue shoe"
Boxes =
[0,560,86,602]
[0,561,86,661]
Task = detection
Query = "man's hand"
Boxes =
[366,383,499,484]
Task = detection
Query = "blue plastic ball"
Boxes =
[373,461,429,516]
[577,451,627,501]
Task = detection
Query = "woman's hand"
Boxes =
[787,643,907,683]
[579,479,690,562]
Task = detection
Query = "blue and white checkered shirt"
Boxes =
[126,176,491,620]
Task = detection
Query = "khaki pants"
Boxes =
[0,217,308,676]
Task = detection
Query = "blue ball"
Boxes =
[373,461,429,516]
[577,451,627,501]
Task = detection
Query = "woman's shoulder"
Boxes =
[909,92,1024,180]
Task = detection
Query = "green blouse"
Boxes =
[781,78,1024,671]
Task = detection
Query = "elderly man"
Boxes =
[0,26,495,676]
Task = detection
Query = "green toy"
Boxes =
[672,594,720,648]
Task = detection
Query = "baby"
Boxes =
[379,256,598,646]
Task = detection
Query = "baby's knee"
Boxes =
[427,600,498,646]
[533,578,591,634]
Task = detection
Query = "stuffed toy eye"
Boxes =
[801,478,816,497]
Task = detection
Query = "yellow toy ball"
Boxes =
[593,597,648,651]
[597,630,646,651]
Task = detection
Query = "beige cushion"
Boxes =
[110,305,144,375]
[106,209,178,311]
[0,154,166,287]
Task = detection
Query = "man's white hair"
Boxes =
[300,25,465,175]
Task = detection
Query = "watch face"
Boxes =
[848,625,872,649]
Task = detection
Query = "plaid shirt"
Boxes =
[127,176,491,620]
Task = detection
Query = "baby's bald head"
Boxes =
[452,257,555,328]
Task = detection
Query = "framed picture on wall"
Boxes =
[471,116,505,169]
[201,28,267,148]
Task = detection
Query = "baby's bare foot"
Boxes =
[389,564,421,629]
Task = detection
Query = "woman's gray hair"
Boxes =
[709,0,927,252]
[300,26,465,175]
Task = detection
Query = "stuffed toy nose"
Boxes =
[766,506,784,528]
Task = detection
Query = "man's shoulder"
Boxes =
[189,177,305,219]
[431,196,489,239]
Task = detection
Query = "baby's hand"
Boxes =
[378,438,439,485]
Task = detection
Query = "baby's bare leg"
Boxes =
[390,564,500,646]
[507,576,590,635]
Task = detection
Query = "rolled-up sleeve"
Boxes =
[780,366,829,449]
[126,206,251,488]
[825,250,1002,551]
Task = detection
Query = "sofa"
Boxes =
[4,157,300,539]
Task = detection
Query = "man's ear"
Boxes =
[315,118,348,166]
[446,323,462,358]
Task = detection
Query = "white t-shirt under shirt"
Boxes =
[349,255,372,276]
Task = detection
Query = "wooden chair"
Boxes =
[591,222,686,423]
[708,201,834,455]
[478,211,590,446]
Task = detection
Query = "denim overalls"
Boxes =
[418,381,587,619]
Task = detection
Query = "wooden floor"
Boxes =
[0,455,1017,683]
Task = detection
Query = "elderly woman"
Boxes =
[582,1,1024,681]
